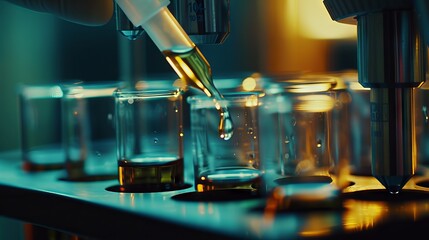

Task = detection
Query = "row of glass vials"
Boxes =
[16,71,429,200]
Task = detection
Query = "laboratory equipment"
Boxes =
[415,81,429,173]
[114,84,184,191]
[61,82,120,181]
[187,92,263,193]
[115,0,230,44]
[260,77,338,192]
[115,4,145,40]
[416,0,429,46]
[19,84,65,171]
[323,0,428,194]
[115,0,233,140]
[169,0,230,44]
[344,74,372,176]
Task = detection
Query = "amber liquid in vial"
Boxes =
[164,46,234,140]
[118,157,184,189]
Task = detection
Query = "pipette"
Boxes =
[115,0,233,139]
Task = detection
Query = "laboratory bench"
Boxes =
[2,150,429,239]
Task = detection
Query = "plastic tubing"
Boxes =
[115,0,195,52]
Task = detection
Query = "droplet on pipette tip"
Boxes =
[163,47,235,140]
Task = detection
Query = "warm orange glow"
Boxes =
[287,81,333,93]
[294,95,335,112]
[166,57,184,80]
[173,78,187,90]
[135,81,148,90]
[242,77,257,91]
[177,57,197,81]
[261,0,331,73]
[196,183,205,192]
[296,0,357,39]
[342,200,385,231]
[348,81,370,91]
[245,95,259,107]
[300,228,331,238]
[203,88,212,97]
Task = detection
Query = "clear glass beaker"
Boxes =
[61,81,122,181]
[114,84,184,191]
[343,75,371,176]
[187,92,264,193]
[260,76,338,191]
[19,83,65,171]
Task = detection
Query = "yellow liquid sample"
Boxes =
[164,47,234,140]
[118,157,184,188]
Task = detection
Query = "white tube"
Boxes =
[115,0,195,52]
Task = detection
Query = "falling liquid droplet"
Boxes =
[219,111,234,140]
[316,139,322,148]
[247,128,254,135]
[128,99,134,104]
[154,138,159,144]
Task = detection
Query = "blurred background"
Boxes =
[0,0,357,238]
[0,0,357,152]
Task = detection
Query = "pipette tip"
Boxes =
[375,175,412,195]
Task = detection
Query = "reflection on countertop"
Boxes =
[1,150,429,239]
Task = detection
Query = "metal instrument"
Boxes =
[324,0,429,194]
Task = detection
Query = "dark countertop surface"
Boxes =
[2,150,429,239]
